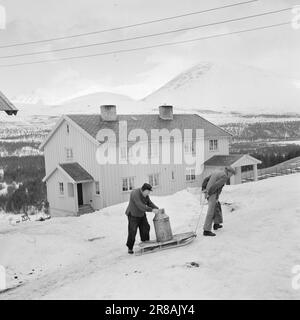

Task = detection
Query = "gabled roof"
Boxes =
[66,113,232,139]
[0,91,18,115]
[40,115,101,150]
[204,154,262,167]
[43,162,94,183]
[40,112,232,150]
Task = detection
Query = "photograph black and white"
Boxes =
[0,0,300,302]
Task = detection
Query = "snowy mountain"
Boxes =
[5,62,300,126]
[3,92,152,128]
[0,173,299,299]
[59,92,151,115]
[143,61,300,115]
[10,92,148,117]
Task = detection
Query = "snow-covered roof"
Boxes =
[0,91,18,115]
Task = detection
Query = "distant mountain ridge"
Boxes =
[6,61,300,128]
[143,61,300,115]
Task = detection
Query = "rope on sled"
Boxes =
[194,192,206,235]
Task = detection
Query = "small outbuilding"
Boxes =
[204,154,262,185]
[0,91,18,115]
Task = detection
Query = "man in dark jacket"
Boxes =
[125,183,159,254]
[203,166,236,237]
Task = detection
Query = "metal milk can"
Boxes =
[153,208,173,242]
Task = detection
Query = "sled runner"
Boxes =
[134,231,196,255]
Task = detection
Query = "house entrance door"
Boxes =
[77,183,83,206]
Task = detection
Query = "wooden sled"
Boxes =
[134,231,197,256]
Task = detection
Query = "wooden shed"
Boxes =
[204,154,262,184]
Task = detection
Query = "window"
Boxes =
[128,147,133,159]
[184,141,193,154]
[209,139,218,151]
[66,148,73,160]
[120,146,127,161]
[186,168,196,181]
[151,142,159,158]
[59,182,64,195]
[95,181,100,195]
[68,183,74,197]
[122,177,134,192]
[171,171,175,180]
[149,173,159,187]
[66,124,70,134]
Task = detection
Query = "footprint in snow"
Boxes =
[185,261,200,268]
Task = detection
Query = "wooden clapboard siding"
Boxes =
[44,118,103,212]
[204,137,229,161]
[47,169,77,216]
[43,116,230,213]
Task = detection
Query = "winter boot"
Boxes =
[203,230,216,237]
[213,224,223,230]
[128,249,134,254]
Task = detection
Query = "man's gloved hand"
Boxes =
[204,191,209,200]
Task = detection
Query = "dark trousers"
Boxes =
[126,213,150,250]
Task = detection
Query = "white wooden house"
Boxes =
[41,105,259,217]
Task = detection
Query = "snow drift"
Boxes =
[0,173,300,299]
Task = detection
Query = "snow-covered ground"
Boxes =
[269,140,300,146]
[0,183,8,196]
[1,174,300,300]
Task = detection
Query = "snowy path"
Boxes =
[1,174,300,299]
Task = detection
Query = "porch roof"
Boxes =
[43,162,94,183]
[204,154,261,167]
[59,163,94,182]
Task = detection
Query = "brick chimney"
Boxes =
[100,105,117,121]
[159,105,173,120]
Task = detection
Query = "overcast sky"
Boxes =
[0,0,299,104]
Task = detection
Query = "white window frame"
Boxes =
[171,171,175,180]
[150,142,159,158]
[186,168,196,182]
[122,177,135,192]
[95,181,100,195]
[209,139,218,151]
[66,148,73,160]
[119,145,128,162]
[149,173,159,187]
[184,140,193,154]
[59,182,64,195]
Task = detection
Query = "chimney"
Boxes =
[100,105,117,121]
[159,105,173,120]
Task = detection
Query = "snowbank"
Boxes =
[1,174,300,300]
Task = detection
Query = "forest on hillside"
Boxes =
[0,156,46,213]
[1,142,300,214]
[231,143,300,168]
[221,121,300,141]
